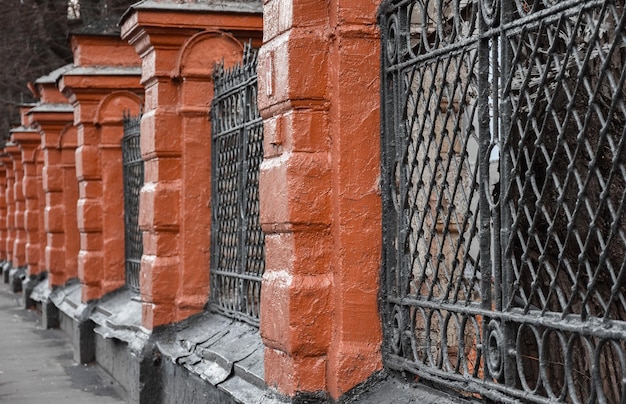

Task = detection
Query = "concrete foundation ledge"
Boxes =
[30,278,60,328]
[50,280,97,363]
[29,276,51,304]
[41,285,475,404]
[9,266,27,293]
[49,280,84,320]
[0,261,9,283]
[89,287,152,403]
[156,312,284,404]
[337,372,475,404]
[22,271,47,309]
[90,287,147,352]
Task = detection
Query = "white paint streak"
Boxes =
[262,269,292,288]
[260,151,292,170]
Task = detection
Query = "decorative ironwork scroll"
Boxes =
[210,44,264,326]
[122,112,144,293]
[380,0,626,401]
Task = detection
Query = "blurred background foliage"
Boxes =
[0,0,136,138]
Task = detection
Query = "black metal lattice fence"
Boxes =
[380,0,626,402]
[210,45,264,326]
[122,112,143,292]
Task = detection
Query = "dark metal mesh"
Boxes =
[122,112,144,293]
[380,0,626,402]
[210,44,264,326]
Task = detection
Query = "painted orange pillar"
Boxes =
[1,153,15,275]
[257,0,383,398]
[28,67,80,287]
[0,164,7,263]
[121,4,263,329]
[13,128,43,278]
[13,126,44,307]
[324,4,384,393]
[6,141,26,270]
[58,31,143,302]
[36,149,45,276]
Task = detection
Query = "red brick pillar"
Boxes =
[5,141,26,292]
[14,129,43,278]
[0,165,7,263]
[6,142,26,270]
[121,5,263,329]
[324,9,383,394]
[29,100,78,287]
[1,154,14,283]
[36,150,45,275]
[26,66,78,288]
[1,153,15,274]
[60,127,79,284]
[59,32,143,302]
[15,128,44,308]
[257,0,383,398]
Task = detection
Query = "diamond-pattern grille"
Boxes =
[122,112,143,293]
[381,0,626,402]
[210,45,264,326]
[505,0,626,323]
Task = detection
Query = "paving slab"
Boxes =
[0,284,127,404]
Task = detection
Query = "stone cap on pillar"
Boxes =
[10,127,41,156]
[26,103,74,130]
[28,104,73,114]
[17,104,37,128]
[35,64,74,85]
[27,66,75,130]
[32,64,74,105]
[57,30,143,131]
[0,140,19,154]
[122,0,262,15]
[4,141,23,161]
[63,66,142,77]
[0,152,11,164]
[27,67,76,148]
[60,16,142,103]
[70,25,141,68]
[120,0,264,55]
[60,66,143,92]
[58,66,142,108]
[12,104,41,150]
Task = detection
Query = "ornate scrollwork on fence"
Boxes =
[380,0,626,401]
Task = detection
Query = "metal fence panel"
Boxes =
[122,112,144,293]
[380,0,626,402]
[210,45,264,326]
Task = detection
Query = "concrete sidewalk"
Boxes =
[0,283,127,404]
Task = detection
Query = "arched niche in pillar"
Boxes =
[175,31,244,110]
[175,30,244,80]
[95,91,143,127]
[95,91,143,149]
[57,123,77,149]
[25,146,43,165]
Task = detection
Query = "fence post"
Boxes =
[121,4,263,329]
[58,31,143,303]
[0,152,14,283]
[257,0,384,398]
[28,79,78,288]
[5,141,26,292]
[0,165,6,267]
[13,127,42,308]
[27,66,79,328]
